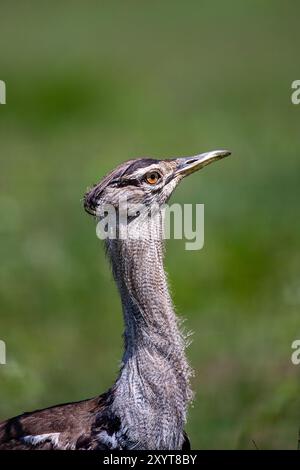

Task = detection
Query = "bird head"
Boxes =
[84,150,230,219]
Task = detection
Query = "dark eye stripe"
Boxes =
[114,178,140,188]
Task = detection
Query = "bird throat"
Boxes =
[105,226,193,450]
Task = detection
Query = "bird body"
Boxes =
[0,150,230,450]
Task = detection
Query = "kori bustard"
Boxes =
[0,149,230,450]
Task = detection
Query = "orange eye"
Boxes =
[145,171,160,185]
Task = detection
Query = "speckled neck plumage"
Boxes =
[0,151,231,451]
[106,227,193,450]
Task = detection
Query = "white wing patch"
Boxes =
[21,432,60,448]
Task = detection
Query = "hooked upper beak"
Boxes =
[175,149,231,177]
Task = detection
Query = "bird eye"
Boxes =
[145,171,160,185]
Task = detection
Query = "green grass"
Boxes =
[0,0,300,449]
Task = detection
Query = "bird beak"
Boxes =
[175,149,231,177]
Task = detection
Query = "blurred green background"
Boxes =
[0,0,299,449]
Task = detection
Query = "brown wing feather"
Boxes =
[0,396,105,450]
